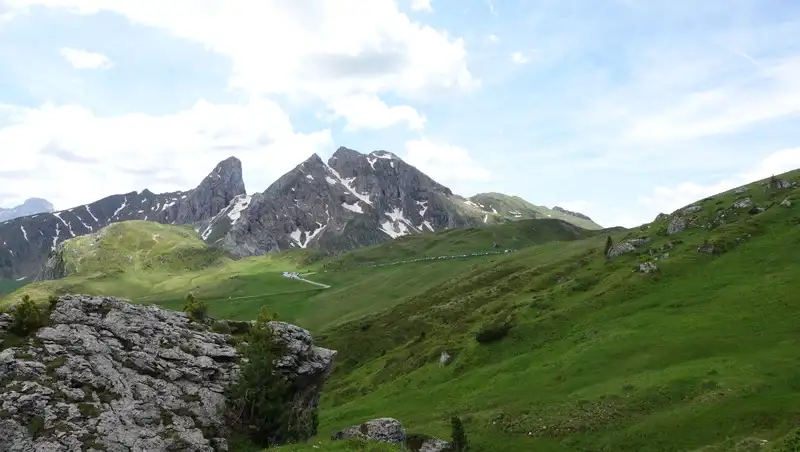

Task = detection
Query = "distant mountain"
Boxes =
[468,193,601,230]
[0,198,54,222]
[207,147,600,257]
[0,157,245,281]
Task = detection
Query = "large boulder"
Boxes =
[0,295,336,452]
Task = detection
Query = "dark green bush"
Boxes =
[182,293,208,323]
[226,321,318,447]
[475,322,512,344]
[450,415,468,451]
[782,428,800,452]
[9,295,46,337]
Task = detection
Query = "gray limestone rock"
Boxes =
[0,295,336,452]
[733,197,753,209]
[667,217,686,235]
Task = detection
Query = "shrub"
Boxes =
[782,428,800,452]
[450,415,468,451]
[226,321,317,447]
[9,295,46,337]
[256,307,279,324]
[475,322,511,344]
[182,293,208,323]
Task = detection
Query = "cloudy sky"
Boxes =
[0,0,798,227]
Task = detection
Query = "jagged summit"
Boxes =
[210,145,596,258]
[0,157,246,280]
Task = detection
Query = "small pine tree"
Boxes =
[603,236,614,261]
[450,415,468,452]
[182,293,208,323]
[10,294,44,336]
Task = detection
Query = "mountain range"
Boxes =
[0,198,54,222]
[0,147,599,281]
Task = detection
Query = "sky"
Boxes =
[0,0,799,228]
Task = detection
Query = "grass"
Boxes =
[4,171,800,451]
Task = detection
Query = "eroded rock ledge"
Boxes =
[0,294,336,452]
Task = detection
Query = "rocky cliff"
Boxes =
[212,147,597,258]
[0,295,336,452]
[0,158,246,281]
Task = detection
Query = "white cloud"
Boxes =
[410,0,432,12]
[637,147,800,219]
[0,100,331,209]
[324,93,426,131]
[59,47,113,69]
[488,34,499,43]
[510,52,528,64]
[402,137,492,189]
[6,0,476,131]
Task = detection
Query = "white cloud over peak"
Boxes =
[59,47,112,69]
[0,100,331,209]
[402,137,492,191]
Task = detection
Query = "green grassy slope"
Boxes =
[4,171,800,451]
[308,171,800,451]
[321,218,606,271]
[470,192,604,230]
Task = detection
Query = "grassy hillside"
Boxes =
[308,171,800,451]
[4,170,800,451]
[470,192,604,230]
[321,218,607,271]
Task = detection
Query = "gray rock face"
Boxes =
[667,217,686,235]
[733,197,753,209]
[0,198,54,222]
[0,295,336,452]
[217,148,486,257]
[0,158,245,281]
[638,262,658,273]
[680,205,702,215]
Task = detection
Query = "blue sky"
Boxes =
[0,0,799,227]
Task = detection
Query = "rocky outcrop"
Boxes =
[0,158,246,281]
[0,295,335,452]
[332,417,452,452]
[667,217,686,235]
[0,198,54,222]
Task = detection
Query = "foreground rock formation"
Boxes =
[0,295,336,452]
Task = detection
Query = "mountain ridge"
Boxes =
[211,147,601,258]
[0,157,245,280]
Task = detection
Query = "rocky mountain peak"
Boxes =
[174,157,247,225]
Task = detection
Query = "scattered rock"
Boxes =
[0,295,336,452]
[680,205,702,215]
[733,197,753,209]
[638,262,659,274]
[697,241,715,254]
[332,418,406,444]
[734,186,749,194]
[769,178,793,189]
[608,242,636,257]
[667,217,686,235]
[654,213,669,222]
[332,418,452,452]
[627,237,651,248]
[781,197,792,207]
[439,351,451,367]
